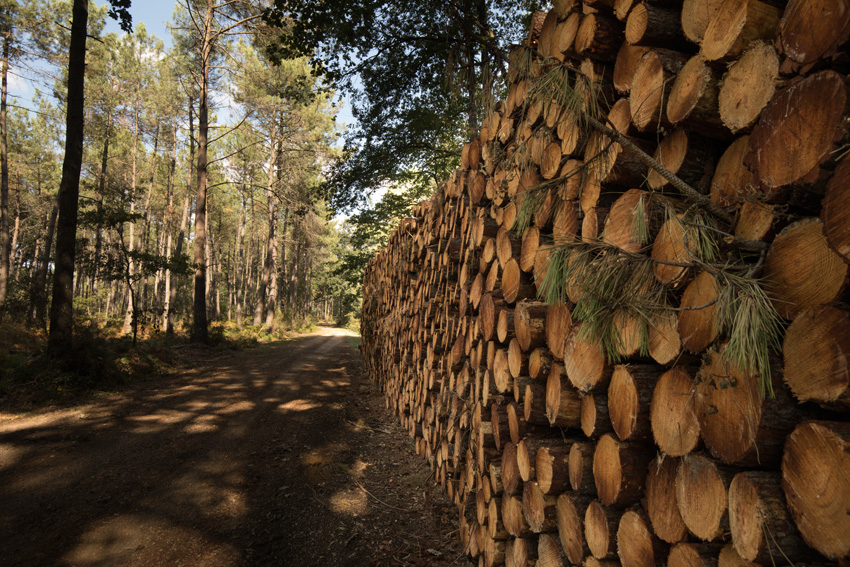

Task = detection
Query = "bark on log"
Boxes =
[523,480,559,533]
[728,471,807,564]
[629,49,687,131]
[593,433,652,507]
[617,508,666,567]
[536,444,572,494]
[546,361,584,427]
[667,54,729,140]
[625,3,689,50]
[608,364,657,442]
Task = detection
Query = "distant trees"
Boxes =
[1,0,344,356]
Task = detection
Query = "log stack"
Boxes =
[361,1,850,565]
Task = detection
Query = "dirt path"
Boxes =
[0,328,466,567]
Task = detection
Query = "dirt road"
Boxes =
[0,328,464,567]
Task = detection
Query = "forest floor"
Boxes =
[0,327,469,567]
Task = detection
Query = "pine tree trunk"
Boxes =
[9,186,18,276]
[47,0,87,354]
[158,121,178,325]
[255,127,278,326]
[0,29,11,317]
[192,3,213,343]
[234,191,246,326]
[92,117,110,295]
[122,86,143,335]
[31,194,59,328]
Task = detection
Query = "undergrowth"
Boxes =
[0,320,178,409]
[0,313,329,409]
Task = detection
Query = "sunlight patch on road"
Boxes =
[278,399,320,413]
[62,514,242,567]
[183,414,220,434]
[329,487,369,517]
[0,443,23,469]
[301,442,350,465]
[125,410,195,434]
[165,470,248,519]
[216,400,254,415]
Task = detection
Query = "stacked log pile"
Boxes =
[361,0,850,565]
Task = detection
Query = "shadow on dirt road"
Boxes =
[0,327,465,567]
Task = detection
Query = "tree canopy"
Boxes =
[266,0,544,212]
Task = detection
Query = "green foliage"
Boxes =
[265,0,545,212]
[539,218,783,395]
[715,272,784,398]
[539,240,667,362]
[0,321,176,403]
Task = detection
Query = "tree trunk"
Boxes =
[255,126,278,326]
[0,29,10,317]
[92,116,110,295]
[234,191,246,326]
[47,0,87,354]
[192,3,214,343]
[159,120,178,325]
[9,185,18,276]
[122,82,143,335]
[165,98,194,335]
[31,194,59,329]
